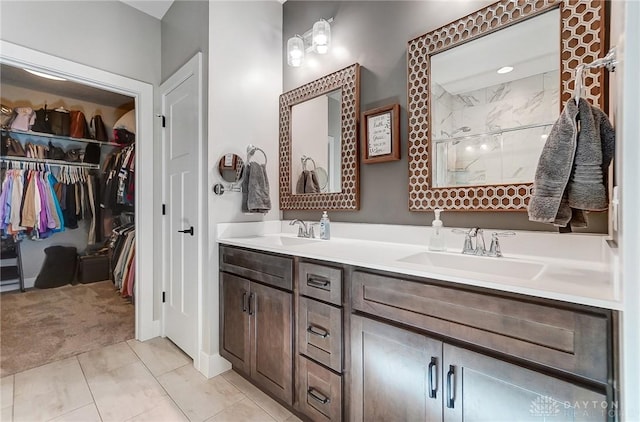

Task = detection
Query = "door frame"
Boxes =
[0,40,159,341]
[160,52,204,370]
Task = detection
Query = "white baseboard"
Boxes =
[197,351,231,378]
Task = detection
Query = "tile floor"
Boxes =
[0,337,302,422]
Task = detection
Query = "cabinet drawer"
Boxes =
[352,270,611,383]
[297,355,342,422]
[298,297,343,372]
[299,262,342,305]
[220,246,293,291]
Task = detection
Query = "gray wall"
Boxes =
[282,1,607,233]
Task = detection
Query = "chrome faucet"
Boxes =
[290,219,315,238]
[453,228,514,256]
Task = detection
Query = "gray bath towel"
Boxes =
[241,163,251,213]
[295,170,320,194]
[528,98,615,227]
[246,162,271,214]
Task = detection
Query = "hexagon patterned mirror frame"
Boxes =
[407,0,607,211]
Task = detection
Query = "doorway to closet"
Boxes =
[0,40,157,376]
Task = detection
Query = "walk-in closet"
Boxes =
[0,63,137,376]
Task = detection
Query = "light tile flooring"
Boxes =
[0,337,302,422]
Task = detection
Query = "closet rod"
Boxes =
[0,156,100,169]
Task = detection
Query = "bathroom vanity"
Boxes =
[218,222,618,422]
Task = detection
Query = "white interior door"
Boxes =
[161,53,202,359]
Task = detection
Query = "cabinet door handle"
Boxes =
[178,226,194,236]
[307,325,330,338]
[248,293,254,315]
[446,365,455,409]
[308,387,331,404]
[307,275,330,289]
[428,357,437,399]
[242,292,247,313]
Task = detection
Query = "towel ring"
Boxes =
[247,144,267,166]
[301,155,317,171]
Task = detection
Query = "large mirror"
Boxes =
[407,0,607,211]
[279,63,360,210]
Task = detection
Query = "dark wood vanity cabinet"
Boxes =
[350,270,614,422]
[219,246,294,405]
[296,261,344,422]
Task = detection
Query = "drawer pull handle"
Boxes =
[308,387,330,404]
[446,365,455,409]
[307,275,330,289]
[242,292,247,313]
[428,357,437,399]
[307,325,329,338]
[248,293,255,316]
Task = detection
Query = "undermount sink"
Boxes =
[245,234,319,247]
[397,251,545,280]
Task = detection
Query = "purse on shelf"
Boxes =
[47,141,65,160]
[83,143,101,164]
[70,110,89,139]
[90,115,108,142]
[31,105,53,134]
[64,148,82,162]
[49,107,71,136]
[113,128,135,145]
[3,135,26,157]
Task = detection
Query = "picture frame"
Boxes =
[361,103,400,164]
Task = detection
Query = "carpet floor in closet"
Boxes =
[0,280,134,377]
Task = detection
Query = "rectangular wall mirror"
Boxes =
[407,0,607,211]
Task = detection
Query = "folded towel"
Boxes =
[295,170,320,194]
[246,162,271,214]
[528,98,615,227]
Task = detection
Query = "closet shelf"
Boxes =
[0,155,100,169]
[2,129,122,147]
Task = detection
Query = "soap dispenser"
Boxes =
[319,211,331,240]
[429,209,446,251]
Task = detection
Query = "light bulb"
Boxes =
[480,143,488,150]
[497,66,514,74]
[287,36,305,67]
[312,19,331,54]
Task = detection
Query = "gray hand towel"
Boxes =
[241,163,251,213]
[296,171,306,194]
[247,162,271,214]
[528,98,615,227]
[306,170,320,193]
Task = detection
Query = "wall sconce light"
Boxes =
[287,17,333,67]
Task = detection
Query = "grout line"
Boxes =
[75,355,104,422]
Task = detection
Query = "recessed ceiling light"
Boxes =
[24,69,66,81]
[497,66,514,74]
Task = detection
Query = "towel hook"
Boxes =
[301,155,317,171]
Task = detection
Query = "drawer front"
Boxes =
[298,297,343,372]
[297,355,342,422]
[220,246,293,291]
[299,262,342,305]
[352,270,610,383]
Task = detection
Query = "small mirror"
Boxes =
[291,88,342,194]
[430,8,560,188]
[217,153,244,183]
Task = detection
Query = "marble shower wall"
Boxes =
[432,70,560,186]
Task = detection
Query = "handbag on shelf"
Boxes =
[83,143,101,164]
[8,107,35,132]
[49,108,71,137]
[90,115,108,142]
[113,128,135,145]
[31,106,53,134]
[47,141,65,160]
[64,148,82,162]
[3,135,26,157]
[70,110,89,139]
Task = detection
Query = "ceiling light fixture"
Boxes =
[287,17,333,67]
[24,68,67,81]
[497,66,514,74]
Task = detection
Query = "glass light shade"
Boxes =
[312,19,331,54]
[287,36,305,67]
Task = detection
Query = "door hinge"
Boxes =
[162,204,166,215]
[162,291,166,303]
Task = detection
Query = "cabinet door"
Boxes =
[351,315,442,421]
[250,282,293,405]
[443,344,608,422]
[220,273,251,375]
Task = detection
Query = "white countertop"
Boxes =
[217,221,621,310]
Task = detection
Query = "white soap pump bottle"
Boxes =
[319,211,331,240]
[428,209,446,251]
